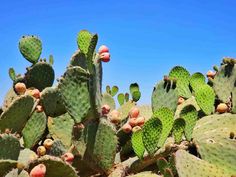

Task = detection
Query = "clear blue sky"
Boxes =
[1,0,236,105]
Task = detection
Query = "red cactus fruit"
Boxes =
[99,52,110,62]
[102,104,111,115]
[15,82,26,95]
[129,107,140,118]
[30,164,46,177]
[136,116,145,126]
[128,118,137,127]
[31,89,40,99]
[61,152,74,164]
[43,139,54,149]
[98,45,109,54]
[122,123,132,133]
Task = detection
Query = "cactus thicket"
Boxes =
[0,30,235,177]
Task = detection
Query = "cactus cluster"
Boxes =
[0,30,236,177]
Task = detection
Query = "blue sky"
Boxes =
[1,0,236,104]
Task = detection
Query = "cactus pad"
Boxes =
[18,149,37,168]
[169,66,191,98]
[153,107,174,147]
[152,80,179,113]
[48,140,66,157]
[117,101,136,120]
[0,160,17,177]
[195,84,215,115]
[189,72,206,92]
[2,88,18,112]
[88,118,118,173]
[24,61,55,91]
[192,113,236,175]
[172,118,185,143]
[58,66,91,123]
[22,111,47,148]
[48,113,74,148]
[131,128,145,159]
[0,95,34,133]
[102,93,116,110]
[40,86,66,117]
[29,155,77,177]
[0,134,20,160]
[142,118,162,155]
[137,105,152,120]
[175,149,231,177]
[19,35,42,64]
[179,105,198,141]
[69,50,87,69]
[213,63,236,102]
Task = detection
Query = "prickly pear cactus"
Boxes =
[1,30,236,177]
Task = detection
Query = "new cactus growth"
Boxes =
[1,30,236,177]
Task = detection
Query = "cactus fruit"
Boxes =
[216,103,228,113]
[102,104,111,115]
[1,30,236,176]
[98,45,109,54]
[129,107,140,118]
[14,83,26,95]
[30,164,46,177]
[99,52,110,62]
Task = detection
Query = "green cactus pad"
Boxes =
[111,86,119,97]
[58,66,91,123]
[48,113,74,148]
[175,149,231,177]
[172,118,185,143]
[22,111,47,148]
[0,134,20,160]
[153,107,174,147]
[48,140,66,157]
[132,90,141,102]
[157,157,169,174]
[118,93,125,105]
[152,80,179,113]
[9,68,16,81]
[0,160,17,177]
[29,155,77,177]
[24,61,55,91]
[40,86,66,117]
[174,96,200,119]
[18,149,37,168]
[169,66,191,98]
[192,113,236,175]
[213,64,236,102]
[5,169,29,177]
[19,35,42,64]
[77,30,93,55]
[142,118,162,155]
[189,72,206,92]
[72,124,87,158]
[101,93,116,111]
[179,105,198,141]
[0,95,34,133]
[89,60,103,115]
[117,101,136,120]
[131,129,145,159]
[2,88,18,112]
[69,50,87,70]
[88,118,117,173]
[195,84,215,115]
